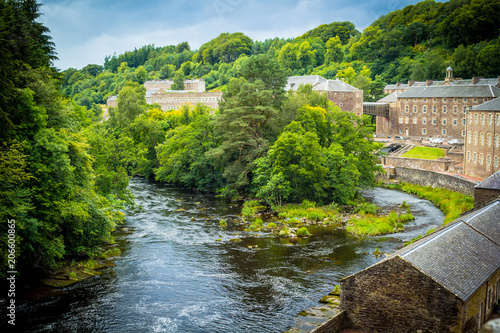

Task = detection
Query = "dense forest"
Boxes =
[1,0,499,281]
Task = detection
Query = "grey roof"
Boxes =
[399,85,500,98]
[475,169,500,190]
[285,75,326,91]
[378,91,401,103]
[384,78,500,91]
[385,198,500,301]
[313,79,360,92]
[471,97,500,111]
[145,88,160,98]
[107,95,118,101]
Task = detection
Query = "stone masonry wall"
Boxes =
[310,310,351,333]
[384,156,452,172]
[474,188,500,207]
[341,256,461,333]
[394,167,477,196]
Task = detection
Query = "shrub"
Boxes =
[279,226,290,236]
[266,222,277,228]
[250,218,264,229]
[354,202,379,215]
[219,220,227,227]
[241,200,261,217]
[297,227,311,237]
[301,200,316,209]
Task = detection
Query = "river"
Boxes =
[14,178,443,333]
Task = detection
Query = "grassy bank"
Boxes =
[385,183,474,224]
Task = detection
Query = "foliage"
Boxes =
[194,32,253,65]
[346,211,413,236]
[297,227,311,237]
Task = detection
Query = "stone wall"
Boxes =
[384,156,453,172]
[326,90,363,116]
[341,256,462,333]
[394,167,477,196]
[475,188,500,207]
[310,310,351,333]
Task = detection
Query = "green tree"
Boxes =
[171,70,185,90]
[135,66,147,84]
[325,36,344,64]
[159,64,175,79]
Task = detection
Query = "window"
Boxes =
[423,105,427,113]
[422,117,427,125]
[422,128,427,134]
[433,106,437,113]
[443,98,447,102]
[496,135,499,148]
[481,133,484,146]
[489,114,493,125]
[443,119,447,125]
[405,105,409,113]
[480,154,484,165]
[463,106,467,113]
[433,98,437,102]
[405,98,409,102]
[462,130,465,136]
[423,98,427,102]
[442,129,447,135]
[496,157,499,168]
[463,118,466,126]
[413,117,417,124]
[475,114,478,124]
[413,105,417,113]
[454,98,457,102]
[481,114,485,125]
[453,119,457,126]
[474,133,478,145]
[399,116,404,124]
[467,151,471,161]
[487,155,491,166]
[399,129,403,134]
[413,98,417,102]
[405,117,409,124]
[488,134,492,146]
[432,118,437,125]
[473,153,477,163]
[453,106,457,113]
[443,106,447,113]
[474,98,477,103]
[463,98,467,102]
[468,132,471,144]
[497,115,500,126]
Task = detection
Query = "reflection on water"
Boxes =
[14,178,443,333]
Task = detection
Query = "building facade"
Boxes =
[286,75,364,115]
[144,79,205,92]
[148,89,223,111]
[340,198,500,333]
[464,97,500,179]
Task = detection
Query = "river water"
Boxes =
[14,178,443,333]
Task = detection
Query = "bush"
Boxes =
[242,200,261,217]
[297,227,311,237]
[279,226,290,236]
[301,200,316,209]
[250,218,264,229]
[354,202,379,215]
[219,219,227,227]
[266,222,277,228]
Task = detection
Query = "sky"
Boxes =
[38,0,440,70]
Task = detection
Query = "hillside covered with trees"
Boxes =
[1,0,499,282]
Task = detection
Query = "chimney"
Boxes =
[472,77,480,84]
[426,80,433,86]
[497,76,500,87]
[408,80,415,87]
[396,82,401,87]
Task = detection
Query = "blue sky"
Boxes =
[38,0,440,70]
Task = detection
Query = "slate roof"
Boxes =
[107,95,118,101]
[313,79,360,92]
[285,75,326,91]
[384,78,500,91]
[378,91,401,103]
[145,88,160,98]
[387,198,500,301]
[475,170,500,190]
[399,85,500,98]
[471,97,500,111]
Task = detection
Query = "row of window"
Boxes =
[404,97,486,103]
[400,128,466,136]
[469,113,500,126]
[399,117,465,126]
[151,96,220,103]
[405,105,468,114]
[466,152,499,168]
[467,132,500,147]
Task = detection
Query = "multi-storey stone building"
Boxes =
[286,75,363,115]
[464,97,500,179]
[392,85,500,139]
[148,89,223,111]
[144,79,205,92]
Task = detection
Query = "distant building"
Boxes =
[286,75,364,115]
[144,79,205,92]
[340,198,500,333]
[464,97,500,179]
[106,95,118,108]
[144,78,222,111]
